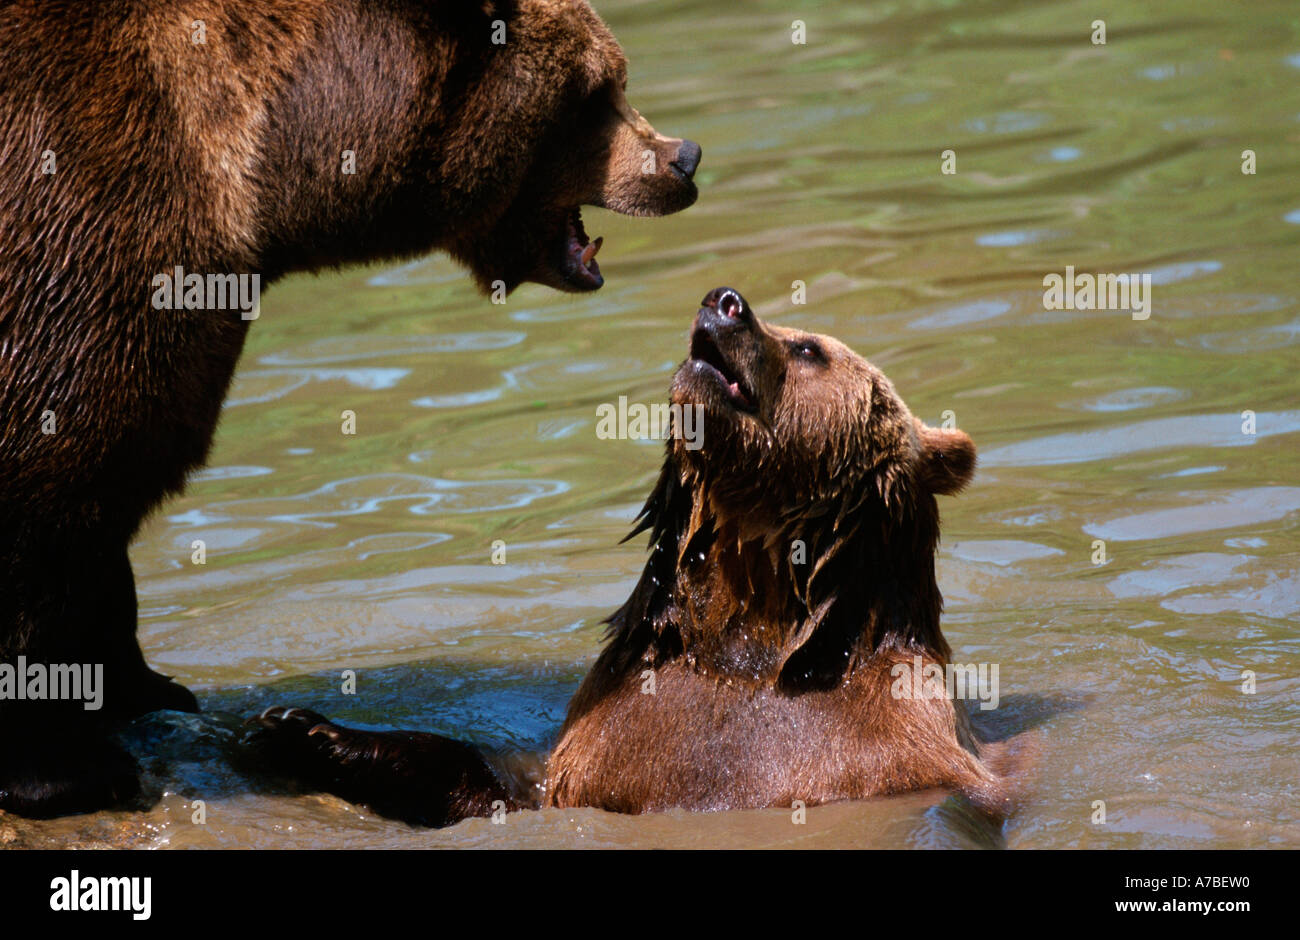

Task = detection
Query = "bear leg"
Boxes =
[0,712,141,818]
[78,537,198,719]
[0,531,194,816]
[244,706,516,827]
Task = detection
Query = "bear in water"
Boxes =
[0,0,700,817]
[249,287,1019,827]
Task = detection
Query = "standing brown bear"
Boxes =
[250,287,1017,828]
[0,0,700,817]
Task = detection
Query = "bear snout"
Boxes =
[670,140,702,181]
[696,286,753,333]
[598,124,701,217]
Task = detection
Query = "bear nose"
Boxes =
[698,287,751,331]
[670,140,702,181]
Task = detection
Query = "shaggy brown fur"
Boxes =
[0,0,699,817]
[248,287,1016,825]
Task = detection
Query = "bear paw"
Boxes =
[242,706,511,827]
[0,734,141,819]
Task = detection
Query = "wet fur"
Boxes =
[0,0,696,816]
[247,290,1019,826]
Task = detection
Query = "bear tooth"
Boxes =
[580,236,603,267]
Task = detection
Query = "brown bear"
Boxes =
[247,287,1017,828]
[0,0,700,817]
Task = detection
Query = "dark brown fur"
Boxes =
[547,286,1004,814]
[0,0,699,817]
[248,287,1017,826]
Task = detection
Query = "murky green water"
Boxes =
[6,0,1298,849]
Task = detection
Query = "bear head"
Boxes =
[611,287,976,693]
[439,0,701,293]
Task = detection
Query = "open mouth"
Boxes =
[558,207,604,291]
[689,329,755,411]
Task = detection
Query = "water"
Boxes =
[5,0,1298,849]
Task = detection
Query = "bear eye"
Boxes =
[792,339,826,363]
[577,81,617,124]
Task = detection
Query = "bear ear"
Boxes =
[915,420,976,495]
